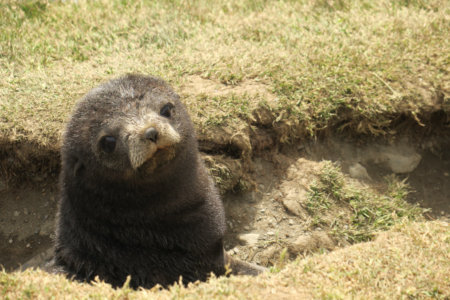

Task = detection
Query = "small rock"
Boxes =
[23,209,28,215]
[316,227,322,231]
[50,196,55,202]
[289,235,316,253]
[289,231,335,255]
[343,225,349,230]
[233,247,240,254]
[441,211,445,216]
[382,151,422,173]
[35,228,40,235]
[43,202,49,208]
[258,184,265,191]
[289,219,294,225]
[349,163,372,180]
[9,239,13,244]
[244,226,250,231]
[227,249,235,256]
[239,233,260,247]
[444,173,449,177]
[267,231,276,236]
[26,243,30,248]
[260,209,266,213]
[14,211,20,217]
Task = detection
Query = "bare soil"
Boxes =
[2,136,449,273]
[0,178,58,271]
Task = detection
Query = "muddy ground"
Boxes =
[1,136,450,272]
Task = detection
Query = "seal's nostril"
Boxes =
[145,127,158,143]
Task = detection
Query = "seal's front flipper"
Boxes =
[224,250,268,276]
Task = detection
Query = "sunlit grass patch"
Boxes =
[306,162,425,243]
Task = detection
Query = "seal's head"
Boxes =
[62,74,194,183]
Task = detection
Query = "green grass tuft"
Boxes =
[306,162,425,243]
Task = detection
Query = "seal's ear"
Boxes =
[73,159,85,177]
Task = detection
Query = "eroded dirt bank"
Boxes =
[1,135,449,272]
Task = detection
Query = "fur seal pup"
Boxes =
[45,74,266,289]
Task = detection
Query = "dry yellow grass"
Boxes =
[2,220,450,299]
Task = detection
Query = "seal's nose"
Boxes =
[144,127,158,143]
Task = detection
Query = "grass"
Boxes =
[1,0,450,163]
[306,162,425,244]
[2,221,450,299]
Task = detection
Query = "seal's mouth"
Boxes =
[126,119,181,170]
[137,145,177,173]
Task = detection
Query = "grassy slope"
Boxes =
[2,221,450,299]
[1,0,449,148]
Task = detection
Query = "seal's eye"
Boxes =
[160,105,171,118]
[101,136,117,154]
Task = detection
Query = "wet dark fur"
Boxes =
[45,74,265,289]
